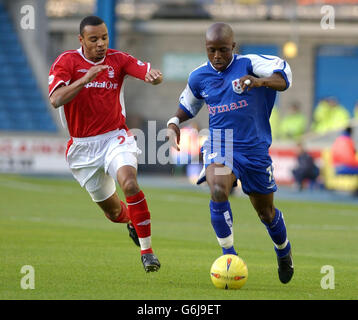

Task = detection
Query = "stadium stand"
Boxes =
[0,2,57,132]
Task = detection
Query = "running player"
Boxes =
[166,23,294,283]
[49,16,161,272]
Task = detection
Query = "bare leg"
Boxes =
[96,192,128,222]
[248,192,275,224]
[116,165,141,197]
[206,163,236,202]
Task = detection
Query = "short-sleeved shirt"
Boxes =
[179,54,292,153]
[49,48,150,138]
[183,54,292,193]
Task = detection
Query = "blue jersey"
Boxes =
[179,54,292,153]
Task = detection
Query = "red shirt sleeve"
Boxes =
[122,53,150,80]
[48,52,73,97]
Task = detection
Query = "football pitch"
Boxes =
[0,174,357,300]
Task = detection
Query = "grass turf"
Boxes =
[0,174,357,300]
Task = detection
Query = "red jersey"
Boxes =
[48,48,150,138]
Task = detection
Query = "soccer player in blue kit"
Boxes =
[166,23,294,283]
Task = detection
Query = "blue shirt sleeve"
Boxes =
[179,72,205,118]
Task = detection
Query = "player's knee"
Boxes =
[121,178,140,197]
[211,184,229,202]
[257,206,275,224]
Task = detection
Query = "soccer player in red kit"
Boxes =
[48,16,162,272]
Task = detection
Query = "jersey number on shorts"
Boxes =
[266,165,273,182]
[118,136,125,144]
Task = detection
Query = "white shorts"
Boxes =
[66,129,141,202]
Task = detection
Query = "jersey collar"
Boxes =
[77,47,106,65]
[209,55,235,73]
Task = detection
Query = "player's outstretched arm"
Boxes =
[49,65,108,108]
[166,108,190,151]
[239,72,287,92]
[145,69,163,85]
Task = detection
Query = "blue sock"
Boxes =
[210,200,237,255]
[262,208,291,258]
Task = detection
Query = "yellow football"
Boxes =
[210,254,248,290]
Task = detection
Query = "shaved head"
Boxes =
[206,23,234,43]
[205,23,236,71]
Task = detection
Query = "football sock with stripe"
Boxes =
[210,200,237,255]
[126,190,153,255]
[261,208,291,258]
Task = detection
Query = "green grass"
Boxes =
[0,174,357,300]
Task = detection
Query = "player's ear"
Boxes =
[232,42,236,52]
[78,34,84,45]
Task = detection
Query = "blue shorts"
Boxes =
[197,139,277,195]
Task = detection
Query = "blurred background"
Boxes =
[0,0,358,196]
